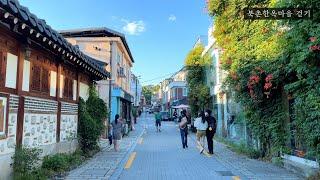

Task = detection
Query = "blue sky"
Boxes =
[19,0,212,85]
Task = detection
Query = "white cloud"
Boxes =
[122,20,145,35]
[168,15,176,22]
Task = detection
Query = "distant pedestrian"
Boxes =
[173,110,178,123]
[179,110,188,149]
[194,111,208,154]
[111,114,123,152]
[108,124,113,145]
[205,109,217,155]
[154,110,162,132]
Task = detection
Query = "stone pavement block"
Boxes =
[65,116,146,180]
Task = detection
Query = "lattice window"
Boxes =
[31,65,41,92]
[63,77,68,98]
[0,52,4,87]
[68,79,73,99]
[63,77,74,100]
[41,68,49,93]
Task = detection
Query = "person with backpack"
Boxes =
[154,109,162,132]
[179,109,188,149]
[205,109,217,155]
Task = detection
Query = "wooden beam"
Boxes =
[16,96,24,147]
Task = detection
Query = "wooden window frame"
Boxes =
[0,93,9,140]
[61,66,77,103]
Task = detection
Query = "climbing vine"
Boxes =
[185,45,212,116]
[207,0,320,160]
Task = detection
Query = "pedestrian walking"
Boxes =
[205,109,217,155]
[194,111,208,154]
[173,110,178,123]
[154,109,162,132]
[111,114,123,152]
[179,109,188,149]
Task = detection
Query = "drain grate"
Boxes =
[215,171,234,176]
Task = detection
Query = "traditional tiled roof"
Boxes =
[60,27,134,63]
[0,0,110,80]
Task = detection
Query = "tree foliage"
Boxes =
[207,0,320,160]
[78,86,108,155]
[185,45,212,116]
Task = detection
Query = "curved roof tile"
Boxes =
[0,0,110,79]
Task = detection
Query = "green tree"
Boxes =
[142,85,153,105]
[207,0,320,159]
[185,45,211,116]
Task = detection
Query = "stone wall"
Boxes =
[22,97,58,148]
[0,95,18,180]
[60,102,78,142]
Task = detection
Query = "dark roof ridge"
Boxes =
[0,0,110,79]
[59,27,134,63]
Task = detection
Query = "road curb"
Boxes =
[109,127,146,180]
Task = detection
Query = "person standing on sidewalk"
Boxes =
[205,109,217,154]
[154,109,162,132]
[179,110,188,149]
[194,111,208,153]
[111,114,123,152]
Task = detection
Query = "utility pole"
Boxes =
[108,41,113,123]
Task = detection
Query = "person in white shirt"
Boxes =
[194,111,208,153]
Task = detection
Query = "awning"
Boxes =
[171,104,190,109]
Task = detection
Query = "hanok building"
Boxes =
[0,0,110,178]
[60,28,134,123]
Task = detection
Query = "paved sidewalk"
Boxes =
[65,119,145,180]
[190,133,303,180]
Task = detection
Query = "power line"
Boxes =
[141,72,177,83]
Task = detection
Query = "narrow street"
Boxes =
[114,113,302,180]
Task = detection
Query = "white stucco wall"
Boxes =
[5,53,18,89]
[73,80,77,101]
[50,71,57,97]
[79,82,89,101]
[60,75,64,98]
[22,60,30,92]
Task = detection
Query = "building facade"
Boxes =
[60,28,134,123]
[158,67,188,114]
[0,1,110,179]
[130,73,142,108]
[202,26,245,140]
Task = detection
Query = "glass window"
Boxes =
[183,88,188,96]
[0,95,8,136]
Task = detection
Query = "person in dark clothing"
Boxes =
[179,110,188,149]
[205,109,217,154]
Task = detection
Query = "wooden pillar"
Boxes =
[16,45,24,95]
[56,102,61,143]
[16,45,25,147]
[56,64,62,101]
[77,72,80,102]
[16,96,25,147]
[56,64,61,143]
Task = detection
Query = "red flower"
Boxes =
[309,45,320,51]
[265,74,273,82]
[249,75,260,84]
[264,82,272,90]
[309,37,317,42]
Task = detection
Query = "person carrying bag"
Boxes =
[179,110,188,149]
